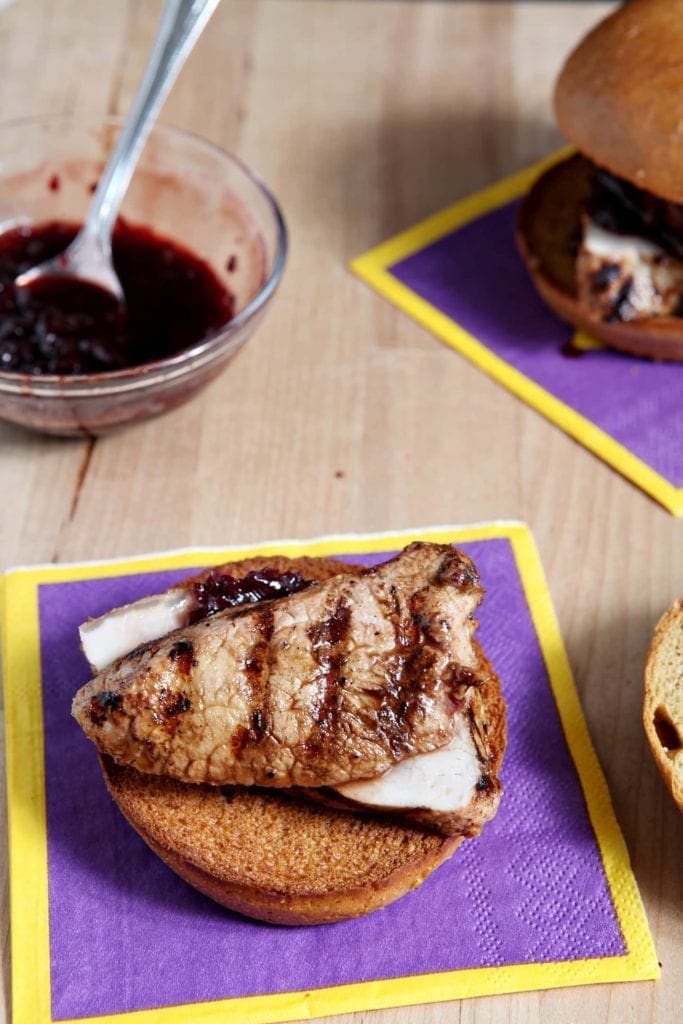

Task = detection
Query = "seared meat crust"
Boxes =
[72,543,485,788]
[301,642,505,837]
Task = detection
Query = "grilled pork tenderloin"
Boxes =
[72,543,487,791]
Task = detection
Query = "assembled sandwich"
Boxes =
[72,543,506,925]
[517,0,683,360]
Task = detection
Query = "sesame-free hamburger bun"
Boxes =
[517,0,683,360]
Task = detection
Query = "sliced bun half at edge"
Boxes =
[644,599,683,814]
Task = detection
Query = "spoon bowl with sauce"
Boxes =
[16,0,221,305]
[0,115,287,435]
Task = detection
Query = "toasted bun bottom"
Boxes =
[516,154,683,362]
[643,599,683,814]
[102,757,464,925]
[97,553,506,925]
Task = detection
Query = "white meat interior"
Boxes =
[80,588,193,671]
[334,715,481,812]
[578,218,683,321]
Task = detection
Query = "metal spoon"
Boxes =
[15,0,221,302]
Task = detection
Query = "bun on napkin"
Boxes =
[72,543,506,924]
[516,0,683,360]
[643,599,683,813]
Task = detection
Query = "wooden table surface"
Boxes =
[1,1,681,1022]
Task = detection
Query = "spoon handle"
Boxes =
[85,0,221,247]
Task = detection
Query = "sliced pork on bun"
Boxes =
[72,544,506,925]
[517,0,683,360]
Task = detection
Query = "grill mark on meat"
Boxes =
[243,607,275,681]
[152,688,192,723]
[233,607,275,755]
[373,568,482,760]
[124,685,193,734]
[371,584,432,759]
[373,566,480,760]
[168,639,197,675]
[443,663,483,699]
[590,262,621,294]
[303,597,352,757]
[230,727,248,756]
[436,556,479,590]
[88,690,123,725]
[231,727,249,756]
[397,601,434,725]
[605,275,634,322]
[251,708,267,739]
[73,543,488,788]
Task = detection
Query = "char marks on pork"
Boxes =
[72,543,485,789]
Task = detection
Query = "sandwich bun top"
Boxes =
[554,0,683,203]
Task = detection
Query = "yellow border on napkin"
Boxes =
[350,153,683,517]
[1,523,659,1024]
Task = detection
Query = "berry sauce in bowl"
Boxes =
[0,116,287,436]
[0,220,236,375]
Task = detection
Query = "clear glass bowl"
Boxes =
[0,115,287,435]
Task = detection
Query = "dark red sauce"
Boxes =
[591,168,683,260]
[560,339,585,359]
[189,568,312,623]
[0,220,235,375]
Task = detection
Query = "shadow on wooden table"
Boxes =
[0,420,87,447]
[310,107,565,256]
[567,605,683,920]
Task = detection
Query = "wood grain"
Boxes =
[1,2,681,1023]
